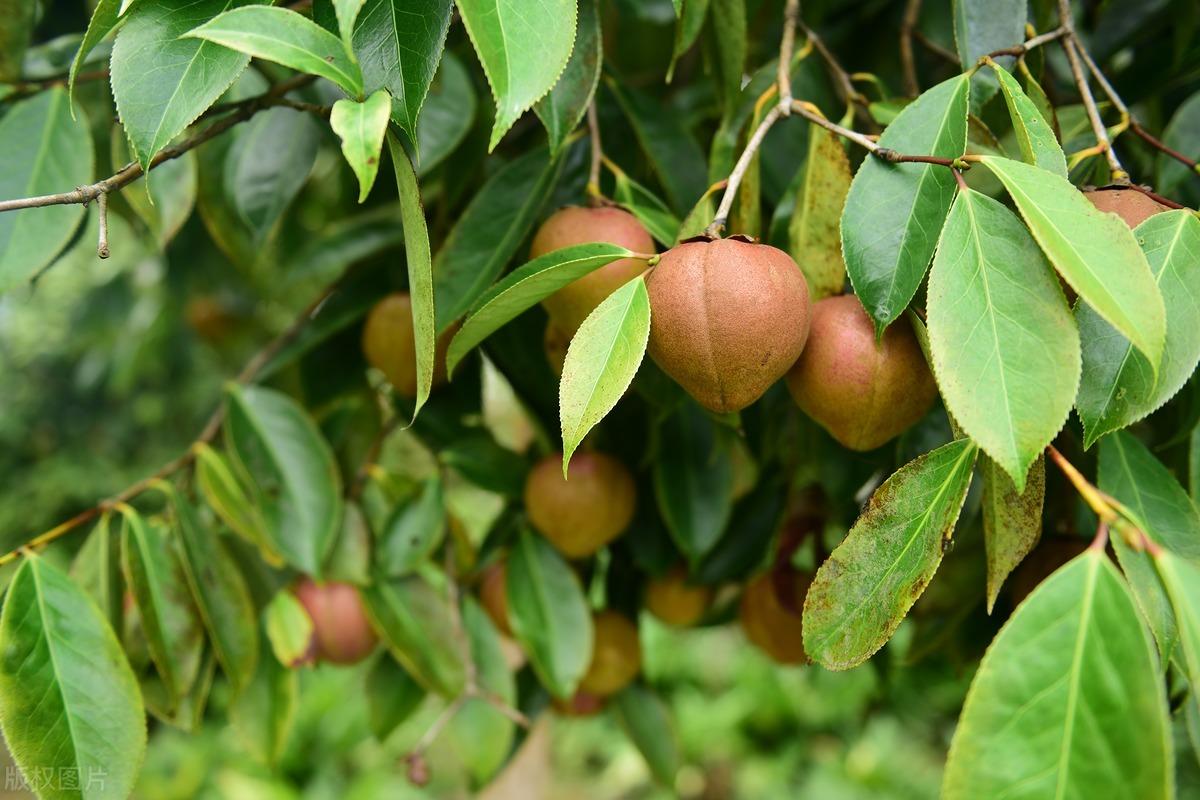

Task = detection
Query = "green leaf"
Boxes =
[953,0,1025,108]
[612,684,682,787]
[653,401,735,561]
[365,654,425,741]
[927,189,1080,490]
[168,490,258,691]
[194,441,278,561]
[416,52,476,176]
[559,276,651,467]
[0,89,93,292]
[943,550,1172,800]
[111,0,254,171]
[1157,92,1200,208]
[1077,211,1200,447]
[534,0,601,157]
[447,243,634,376]
[224,384,344,575]
[112,123,198,247]
[458,0,578,150]
[668,0,709,80]
[803,439,978,670]
[378,476,446,576]
[0,0,35,80]
[506,530,593,699]
[433,145,564,329]
[229,638,297,767]
[694,477,785,584]
[331,90,392,202]
[441,434,530,496]
[1153,551,1200,711]
[842,74,970,334]
[981,454,1045,613]
[264,590,316,668]
[185,6,363,95]
[361,574,467,697]
[353,0,452,141]
[613,170,682,247]
[990,61,1067,177]
[387,133,437,418]
[332,0,365,56]
[70,0,125,103]
[70,513,124,635]
[325,502,373,585]
[788,123,852,300]
[120,509,205,708]
[979,155,1166,370]
[709,0,746,109]
[676,184,718,244]
[0,555,146,800]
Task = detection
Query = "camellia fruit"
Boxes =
[524,451,636,558]
[786,294,937,451]
[739,570,810,665]
[646,236,811,413]
[644,565,712,627]
[1085,187,1168,228]
[293,578,379,665]
[579,610,642,696]
[361,292,456,397]
[530,206,655,334]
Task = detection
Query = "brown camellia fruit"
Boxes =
[739,570,811,665]
[579,610,642,696]
[786,294,937,451]
[524,451,636,558]
[1085,187,1168,228]
[293,578,379,665]
[647,237,811,413]
[478,560,512,636]
[645,565,713,627]
[361,292,456,397]
[530,206,655,334]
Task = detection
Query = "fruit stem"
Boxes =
[586,101,605,204]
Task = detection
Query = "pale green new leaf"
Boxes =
[264,590,315,668]
[979,155,1166,370]
[446,243,636,376]
[943,550,1172,800]
[981,454,1045,612]
[361,574,467,697]
[803,439,978,670]
[560,276,651,470]
[928,189,1080,490]
[842,74,970,334]
[788,123,852,300]
[332,0,366,55]
[0,88,93,292]
[534,0,601,156]
[0,555,146,800]
[186,6,363,95]
[1077,211,1200,447]
[990,61,1067,176]
[331,90,392,202]
[613,171,681,247]
[70,0,124,103]
[1154,551,1200,705]
[458,0,578,150]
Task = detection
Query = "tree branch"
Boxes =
[586,100,604,203]
[984,26,1066,59]
[777,0,801,109]
[900,0,923,97]
[1056,1,1127,181]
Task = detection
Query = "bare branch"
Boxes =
[984,26,1066,59]
[1056,1,1127,181]
[705,104,783,237]
[900,0,923,97]
[586,100,604,202]
[777,0,801,109]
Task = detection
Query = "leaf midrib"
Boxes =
[1053,553,1100,800]
[30,563,85,782]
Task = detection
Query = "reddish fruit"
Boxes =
[739,570,811,665]
[579,610,642,696]
[524,452,636,558]
[786,294,937,450]
[646,237,811,413]
[552,690,607,717]
[530,206,655,334]
[644,565,712,627]
[293,578,379,665]
[361,292,456,397]
[1085,187,1168,228]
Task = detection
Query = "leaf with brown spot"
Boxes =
[981,453,1044,613]
[788,123,852,300]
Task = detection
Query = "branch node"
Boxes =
[96,191,110,260]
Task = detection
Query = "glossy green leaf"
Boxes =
[788,123,852,300]
[0,555,146,800]
[365,654,425,741]
[612,684,682,787]
[111,0,254,171]
[943,550,1172,800]
[0,89,93,292]
[194,441,278,561]
[694,477,785,584]
[387,133,437,419]
[416,52,476,176]
[229,638,297,767]
[264,590,315,668]
[1157,92,1200,208]
[70,513,124,635]
[331,90,391,202]
[1153,551,1200,708]
[168,491,258,691]
[953,0,1025,108]
[186,6,363,95]
[803,439,978,670]
[112,123,197,247]
[378,476,446,576]
[433,145,564,329]
[353,0,452,141]
[361,574,467,697]
[120,509,205,707]
[1077,211,1200,447]
[458,0,577,150]
[0,0,34,80]
[982,454,1045,612]
[990,61,1067,176]
[224,384,344,575]
[325,502,372,585]
[613,171,682,247]
[441,434,529,496]
[979,155,1166,370]
[710,0,745,108]
[70,0,124,102]
[928,189,1080,490]
[676,184,718,244]
[506,530,593,699]
[447,243,636,376]
[332,0,365,55]
[560,276,651,468]
[842,74,970,334]
[668,0,708,80]
[535,0,601,156]
[653,401,735,561]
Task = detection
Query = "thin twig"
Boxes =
[1,69,109,98]
[1123,183,1187,210]
[777,0,801,109]
[800,22,873,130]
[96,192,110,259]
[913,30,959,64]
[586,101,603,203]
[1056,1,1127,181]
[705,105,783,237]
[900,0,922,97]
[1046,445,1119,525]
[789,101,881,154]
[984,26,1067,59]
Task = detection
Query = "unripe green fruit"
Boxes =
[739,570,810,665]
[646,237,811,413]
[524,452,636,558]
[1085,187,1168,228]
[786,294,937,451]
[361,292,456,397]
[293,578,378,665]
[579,610,641,696]
[645,565,712,627]
[530,206,655,334]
